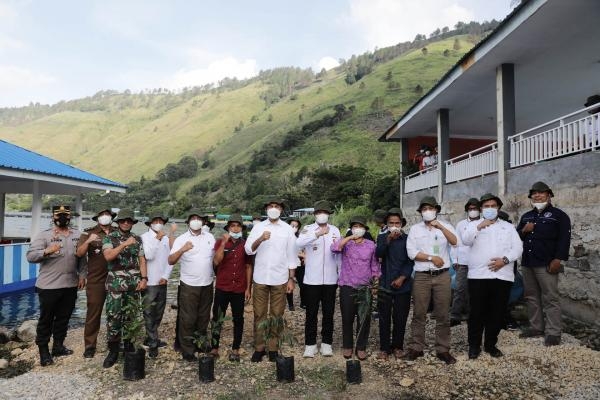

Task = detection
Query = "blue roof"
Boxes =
[0,139,126,188]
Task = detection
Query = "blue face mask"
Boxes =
[230,232,243,239]
[482,208,498,220]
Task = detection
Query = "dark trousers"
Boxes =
[287,265,306,308]
[143,285,167,348]
[84,283,106,350]
[177,281,214,356]
[211,288,245,350]
[339,285,371,351]
[35,287,77,346]
[468,279,512,350]
[378,291,411,353]
[304,284,337,346]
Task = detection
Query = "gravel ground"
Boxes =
[1,291,600,400]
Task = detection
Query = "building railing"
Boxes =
[0,242,38,294]
[404,166,438,193]
[509,106,600,168]
[445,142,498,183]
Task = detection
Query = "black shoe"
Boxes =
[103,342,120,368]
[300,304,307,309]
[157,340,167,348]
[148,347,158,359]
[468,347,481,360]
[484,346,503,358]
[544,335,561,347]
[268,351,278,362]
[182,353,198,362]
[83,348,96,358]
[519,328,544,338]
[505,321,520,331]
[288,305,295,311]
[228,353,241,362]
[450,319,462,327]
[251,350,266,362]
[38,345,54,367]
[436,352,456,365]
[51,344,74,357]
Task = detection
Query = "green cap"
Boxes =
[263,197,286,209]
[464,198,479,212]
[313,200,333,214]
[224,213,245,231]
[528,181,554,198]
[387,207,406,227]
[114,208,138,224]
[349,215,368,228]
[479,193,503,208]
[186,208,205,223]
[417,196,441,212]
[92,206,116,221]
[145,214,169,226]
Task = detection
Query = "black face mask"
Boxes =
[54,215,70,228]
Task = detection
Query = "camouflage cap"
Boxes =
[528,181,554,198]
[114,208,138,224]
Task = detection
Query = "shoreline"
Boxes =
[1,296,600,399]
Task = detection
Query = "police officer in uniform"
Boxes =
[517,182,571,346]
[101,208,148,368]
[26,205,84,366]
[76,205,116,358]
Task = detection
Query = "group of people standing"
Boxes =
[26,180,570,368]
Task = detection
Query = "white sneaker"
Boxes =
[303,345,318,358]
[320,343,333,357]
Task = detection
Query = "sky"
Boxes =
[0,0,515,108]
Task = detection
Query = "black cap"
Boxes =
[528,181,554,198]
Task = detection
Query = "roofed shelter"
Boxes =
[380,0,600,204]
[0,139,126,293]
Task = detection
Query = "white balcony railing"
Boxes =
[445,142,498,183]
[509,106,600,168]
[404,166,438,193]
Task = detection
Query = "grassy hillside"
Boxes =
[1,34,483,214]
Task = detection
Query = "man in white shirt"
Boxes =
[461,193,523,359]
[168,209,216,361]
[140,214,176,358]
[449,198,480,326]
[405,196,458,364]
[245,198,297,362]
[296,200,341,358]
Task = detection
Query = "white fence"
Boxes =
[404,166,438,193]
[445,142,498,183]
[510,106,600,168]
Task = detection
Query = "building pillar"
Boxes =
[0,192,5,239]
[31,180,42,237]
[496,63,515,196]
[75,193,83,231]
[400,138,409,209]
[437,108,450,203]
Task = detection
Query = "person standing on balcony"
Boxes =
[76,206,116,359]
[27,205,84,367]
[297,200,340,358]
[517,182,571,346]
[405,196,458,364]
[449,198,480,327]
[422,148,437,169]
[460,194,523,359]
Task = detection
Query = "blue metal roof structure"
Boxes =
[0,139,126,188]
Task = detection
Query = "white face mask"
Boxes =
[532,202,548,211]
[230,231,243,239]
[468,210,480,219]
[389,226,402,234]
[315,213,329,224]
[267,208,281,220]
[482,208,498,220]
[97,215,112,226]
[352,227,366,238]
[151,223,164,232]
[188,219,203,231]
[421,210,437,222]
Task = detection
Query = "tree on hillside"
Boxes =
[443,49,450,57]
[414,84,423,94]
[359,81,366,90]
[267,114,273,122]
[421,47,428,56]
[384,71,393,81]
[453,38,461,50]
[371,96,385,118]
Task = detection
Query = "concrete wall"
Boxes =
[402,151,600,327]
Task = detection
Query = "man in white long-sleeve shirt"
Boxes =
[140,214,176,358]
[461,193,523,360]
[245,198,297,362]
[296,200,341,358]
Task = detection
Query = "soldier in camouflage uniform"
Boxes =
[101,209,148,368]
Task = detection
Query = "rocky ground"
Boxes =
[1,294,600,400]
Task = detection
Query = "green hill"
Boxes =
[0,32,488,215]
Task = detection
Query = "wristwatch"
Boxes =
[502,256,510,265]
[427,256,432,261]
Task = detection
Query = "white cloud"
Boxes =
[162,56,259,89]
[316,56,340,71]
[0,65,56,90]
[340,0,474,49]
